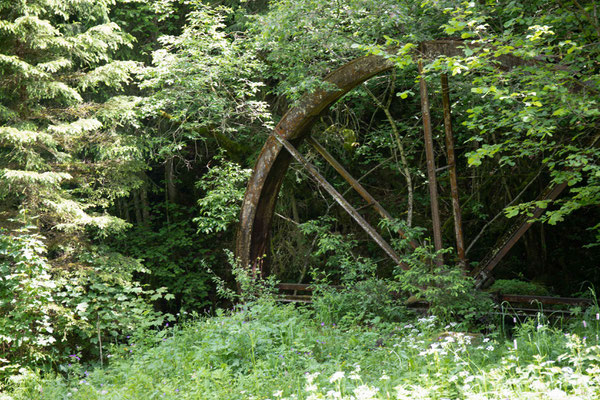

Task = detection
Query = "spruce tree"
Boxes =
[0,0,142,232]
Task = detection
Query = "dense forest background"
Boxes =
[0,0,598,378]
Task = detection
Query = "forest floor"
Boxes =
[3,300,600,399]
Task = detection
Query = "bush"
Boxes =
[488,279,550,296]
[312,278,409,327]
[0,229,171,379]
[393,244,494,326]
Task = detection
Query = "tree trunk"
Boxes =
[165,158,177,204]
[123,197,131,223]
[140,175,151,226]
[132,190,143,225]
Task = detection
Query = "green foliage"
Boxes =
[138,1,270,153]
[311,278,409,328]
[0,229,57,374]
[213,250,279,305]
[300,217,408,326]
[54,245,173,344]
[0,229,170,379]
[393,243,493,325]
[4,302,600,399]
[195,157,252,234]
[299,217,377,284]
[111,208,213,312]
[0,0,146,231]
[488,279,550,296]
[249,0,446,100]
[424,0,600,244]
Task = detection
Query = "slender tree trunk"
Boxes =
[140,174,151,226]
[165,158,177,203]
[165,158,177,224]
[418,60,443,266]
[123,197,131,223]
[381,107,414,227]
[133,190,143,225]
[116,197,124,219]
[441,73,467,269]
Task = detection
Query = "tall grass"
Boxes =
[2,299,600,399]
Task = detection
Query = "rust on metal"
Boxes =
[473,182,569,288]
[441,73,467,269]
[237,52,399,270]
[418,60,443,266]
[272,133,408,269]
[237,39,558,275]
[307,136,418,249]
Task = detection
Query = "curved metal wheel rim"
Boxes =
[236,40,522,271]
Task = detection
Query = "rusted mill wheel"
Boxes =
[235,40,560,286]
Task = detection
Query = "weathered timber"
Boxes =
[272,133,407,269]
[278,282,343,291]
[418,60,443,266]
[472,182,569,288]
[499,294,593,306]
[277,283,313,291]
[236,39,564,273]
[276,283,593,314]
[278,295,313,303]
[441,73,467,269]
[236,52,398,270]
[306,136,417,249]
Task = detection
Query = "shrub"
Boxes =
[393,244,494,326]
[0,228,171,379]
[488,279,550,296]
[312,278,409,327]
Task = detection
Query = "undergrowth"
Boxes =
[3,298,600,399]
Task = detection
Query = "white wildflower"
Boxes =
[395,385,411,399]
[273,390,283,397]
[380,373,390,380]
[329,371,345,383]
[326,390,341,399]
[411,385,431,399]
[547,388,569,400]
[531,380,546,392]
[562,367,574,375]
[305,384,317,392]
[306,372,320,384]
[353,384,379,400]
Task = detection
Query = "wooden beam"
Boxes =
[307,136,417,249]
[473,182,568,288]
[418,60,443,266]
[499,294,593,306]
[272,133,408,269]
[441,73,467,269]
